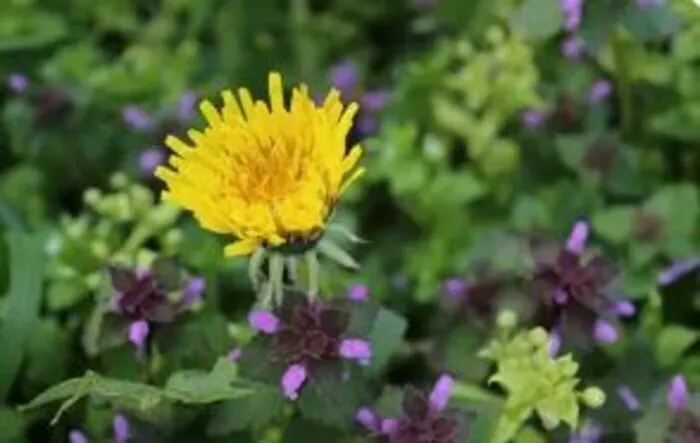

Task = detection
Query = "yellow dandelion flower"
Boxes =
[155,72,364,259]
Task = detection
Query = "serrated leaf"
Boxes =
[634,405,671,443]
[510,0,563,41]
[164,364,255,404]
[365,307,407,374]
[374,386,404,417]
[21,371,168,424]
[592,206,635,245]
[282,418,340,443]
[655,325,700,368]
[621,2,681,42]
[0,231,45,401]
[207,385,287,435]
[317,238,360,271]
[646,184,698,239]
[298,362,369,428]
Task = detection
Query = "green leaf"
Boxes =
[511,195,550,232]
[207,384,287,435]
[25,319,70,386]
[655,325,700,368]
[151,256,184,291]
[510,0,563,42]
[646,184,698,240]
[365,307,407,375]
[317,238,360,271]
[634,404,671,443]
[0,11,68,52]
[0,231,45,401]
[451,382,500,404]
[592,206,635,245]
[164,358,256,404]
[0,407,26,443]
[282,418,340,443]
[443,327,491,381]
[21,371,167,424]
[621,2,681,42]
[298,363,369,428]
[374,386,404,417]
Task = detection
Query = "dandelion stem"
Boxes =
[290,0,315,79]
[305,251,320,298]
[612,26,633,137]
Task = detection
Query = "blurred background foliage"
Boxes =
[2,0,700,442]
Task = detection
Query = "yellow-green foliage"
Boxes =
[479,328,606,443]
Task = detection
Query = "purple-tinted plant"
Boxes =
[666,375,700,442]
[356,375,470,443]
[7,73,29,94]
[328,59,389,136]
[122,92,199,174]
[247,293,372,400]
[529,222,630,345]
[108,261,205,351]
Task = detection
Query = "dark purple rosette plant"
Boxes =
[528,221,635,347]
[106,258,205,353]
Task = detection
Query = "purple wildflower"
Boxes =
[113,415,130,443]
[570,419,603,443]
[357,375,462,443]
[128,319,150,348]
[7,73,29,93]
[247,294,372,400]
[228,348,242,362]
[443,278,469,299]
[177,91,198,122]
[138,148,165,174]
[611,299,636,318]
[593,320,619,345]
[339,338,372,365]
[361,90,390,113]
[549,330,562,357]
[329,59,360,97]
[356,407,382,432]
[68,430,89,443]
[636,0,664,8]
[522,109,549,129]
[347,283,369,302]
[181,276,206,306]
[566,221,589,254]
[658,257,700,286]
[530,223,618,342]
[562,35,585,60]
[281,363,307,400]
[588,80,612,105]
[561,0,584,31]
[108,263,198,351]
[357,113,380,136]
[668,375,689,411]
[617,385,641,411]
[248,310,281,334]
[122,105,153,131]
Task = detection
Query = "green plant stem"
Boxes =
[612,27,633,137]
[290,0,315,80]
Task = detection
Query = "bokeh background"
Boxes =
[3,0,700,442]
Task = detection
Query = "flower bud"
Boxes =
[581,386,606,408]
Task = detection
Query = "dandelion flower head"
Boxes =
[155,72,365,257]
